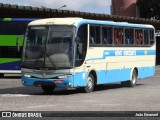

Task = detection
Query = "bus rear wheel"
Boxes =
[121,69,137,87]
[81,74,94,93]
[41,85,55,93]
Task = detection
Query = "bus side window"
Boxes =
[130,29,134,44]
[139,30,143,45]
[75,24,88,67]
[95,26,100,44]
[90,26,95,45]
[125,29,130,44]
[144,30,149,45]
[125,28,134,45]
[119,28,124,45]
[114,28,123,45]
[135,30,139,45]
[102,27,112,45]
[89,26,100,45]
[114,28,118,45]
[150,29,154,45]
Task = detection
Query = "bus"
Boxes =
[0,18,36,77]
[20,18,156,93]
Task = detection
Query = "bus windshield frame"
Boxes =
[22,25,76,70]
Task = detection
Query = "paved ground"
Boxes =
[0,66,160,119]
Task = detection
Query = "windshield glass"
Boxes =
[22,25,75,70]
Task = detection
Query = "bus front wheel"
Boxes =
[81,74,94,93]
[121,69,137,87]
[41,85,55,93]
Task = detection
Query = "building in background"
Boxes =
[111,0,139,17]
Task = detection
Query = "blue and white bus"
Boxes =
[21,18,156,93]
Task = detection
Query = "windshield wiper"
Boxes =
[45,53,58,70]
[33,49,45,67]
[33,49,58,70]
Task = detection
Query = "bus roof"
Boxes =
[28,17,154,29]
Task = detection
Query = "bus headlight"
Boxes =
[23,74,31,78]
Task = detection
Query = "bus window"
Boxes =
[150,30,154,45]
[119,28,124,45]
[102,27,112,44]
[75,24,88,67]
[114,28,123,45]
[135,29,143,45]
[144,30,149,45]
[90,26,100,45]
[125,28,134,45]
[114,28,118,45]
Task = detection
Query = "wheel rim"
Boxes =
[87,76,93,90]
[132,71,137,84]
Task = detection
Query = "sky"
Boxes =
[0,0,111,14]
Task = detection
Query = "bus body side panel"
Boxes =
[96,66,155,84]
[73,71,87,87]
[138,66,155,79]
[0,60,21,71]
[85,47,156,85]
[97,68,131,84]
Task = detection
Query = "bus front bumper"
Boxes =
[21,76,74,88]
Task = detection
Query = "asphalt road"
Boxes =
[0,66,159,114]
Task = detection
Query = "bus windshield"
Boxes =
[22,25,75,70]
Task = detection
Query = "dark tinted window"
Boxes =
[0,21,29,35]
[0,46,22,58]
[125,28,134,45]
[75,24,88,67]
[90,26,101,45]
[150,30,154,45]
[102,27,113,44]
[144,30,149,45]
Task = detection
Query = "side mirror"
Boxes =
[75,37,82,55]
[16,35,24,52]
[75,37,80,43]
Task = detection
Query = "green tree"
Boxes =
[137,0,160,19]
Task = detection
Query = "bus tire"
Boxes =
[41,85,55,93]
[121,69,137,87]
[0,74,4,78]
[81,74,94,93]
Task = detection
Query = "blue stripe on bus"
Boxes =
[87,50,156,61]
[22,66,155,87]
[12,18,37,22]
[73,66,155,86]
[0,61,21,70]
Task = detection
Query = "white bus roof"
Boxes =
[28,17,154,29]
[28,17,83,26]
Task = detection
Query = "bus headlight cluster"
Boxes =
[23,74,31,78]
